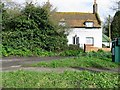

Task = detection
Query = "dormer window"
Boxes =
[85,22,94,27]
[59,18,66,26]
[59,21,66,26]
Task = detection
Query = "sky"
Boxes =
[11,0,120,22]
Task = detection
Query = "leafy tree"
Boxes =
[103,16,113,37]
[2,2,68,56]
[111,11,120,39]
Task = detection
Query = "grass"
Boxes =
[0,72,2,88]
[2,70,119,88]
[2,51,120,88]
[28,57,119,69]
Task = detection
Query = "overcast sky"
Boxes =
[12,0,119,22]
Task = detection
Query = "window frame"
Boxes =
[86,37,94,45]
[73,35,79,45]
[85,21,94,27]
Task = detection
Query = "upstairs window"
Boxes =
[85,22,94,27]
[59,18,66,26]
[59,21,66,26]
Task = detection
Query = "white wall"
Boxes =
[67,28,102,49]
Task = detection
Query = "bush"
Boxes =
[68,44,80,50]
[2,3,68,57]
[80,50,112,60]
[59,50,83,56]
[58,44,84,56]
[2,46,57,57]
[32,48,56,57]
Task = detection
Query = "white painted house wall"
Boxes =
[67,28,102,49]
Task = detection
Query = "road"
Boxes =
[0,56,68,71]
[1,56,119,73]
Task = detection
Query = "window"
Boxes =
[59,22,66,26]
[85,22,94,27]
[86,37,94,45]
[73,35,79,45]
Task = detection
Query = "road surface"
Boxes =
[0,56,68,71]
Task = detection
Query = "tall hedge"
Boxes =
[111,11,120,39]
[2,3,68,56]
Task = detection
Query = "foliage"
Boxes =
[82,50,112,60]
[68,44,80,50]
[58,44,83,56]
[2,45,57,57]
[59,50,83,56]
[2,70,119,88]
[111,11,120,39]
[103,16,113,37]
[29,52,119,68]
[2,3,68,57]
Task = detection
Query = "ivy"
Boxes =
[2,3,68,57]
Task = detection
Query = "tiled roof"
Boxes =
[52,12,101,28]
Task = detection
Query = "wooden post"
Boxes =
[108,15,111,47]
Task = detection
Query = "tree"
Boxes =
[111,11,120,39]
[2,2,68,53]
[103,1,120,39]
[103,16,113,37]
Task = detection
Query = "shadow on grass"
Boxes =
[71,66,100,73]
[71,62,113,73]
[89,62,110,70]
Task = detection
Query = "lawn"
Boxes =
[0,73,2,88]
[2,51,120,88]
[27,57,119,69]
[2,70,119,88]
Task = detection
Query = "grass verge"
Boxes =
[2,70,119,88]
[28,57,120,69]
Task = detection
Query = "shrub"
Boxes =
[68,44,80,50]
[80,50,112,60]
[2,46,57,57]
[59,50,83,56]
[2,3,68,57]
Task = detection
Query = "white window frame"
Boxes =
[59,21,66,26]
[86,37,94,45]
[85,22,94,27]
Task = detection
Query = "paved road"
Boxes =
[0,56,69,71]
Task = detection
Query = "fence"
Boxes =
[84,44,111,52]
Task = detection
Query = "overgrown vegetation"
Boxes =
[81,49,112,60]
[28,50,119,68]
[2,2,68,57]
[59,44,84,56]
[111,11,120,39]
[2,70,119,88]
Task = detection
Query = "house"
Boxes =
[52,0,102,50]
[102,34,112,48]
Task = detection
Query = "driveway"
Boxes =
[1,56,69,71]
[1,56,119,73]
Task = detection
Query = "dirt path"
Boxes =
[2,66,120,73]
[1,56,71,68]
[1,56,119,73]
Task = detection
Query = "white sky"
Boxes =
[12,0,119,22]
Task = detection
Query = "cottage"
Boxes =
[53,0,102,49]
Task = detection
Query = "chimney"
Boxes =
[93,0,98,14]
